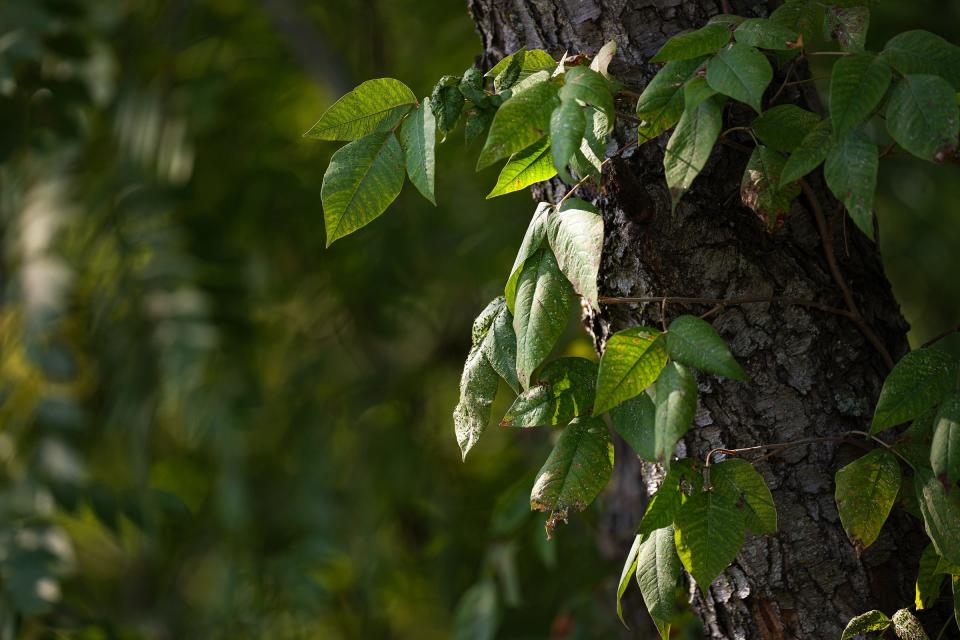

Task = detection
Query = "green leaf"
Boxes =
[654,362,697,465]
[487,138,557,199]
[610,392,656,461]
[559,66,615,132]
[740,145,801,232]
[505,203,550,312]
[916,543,946,610]
[547,198,604,310]
[937,555,960,576]
[639,459,699,535]
[674,488,746,591]
[683,77,717,111]
[932,394,960,488]
[705,43,772,113]
[477,76,560,169]
[882,30,960,90]
[595,327,668,415]
[453,580,499,640]
[549,100,586,182]
[635,525,682,627]
[530,416,613,522]
[872,348,960,434]
[916,468,960,567]
[734,18,800,50]
[501,357,596,428]
[665,94,726,212]
[709,459,777,535]
[486,49,557,82]
[841,610,891,640]
[824,129,879,240]
[824,6,870,52]
[834,449,901,551]
[652,23,731,62]
[455,297,518,458]
[635,57,707,143]
[465,107,495,148]
[399,97,437,205]
[885,74,960,163]
[781,119,833,184]
[495,50,525,92]
[513,247,575,389]
[617,535,642,627]
[481,298,520,394]
[305,78,417,141]
[431,75,465,136]
[459,66,487,105]
[896,411,937,472]
[568,106,609,180]
[321,132,405,246]
[769,0,819,43]
[666,315,748,380]
[752,105,820,153]
[829,53,892,140]
[891,609,930,640]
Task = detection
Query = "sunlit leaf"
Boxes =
[595,328,668,415]
[674,488,746,591]
[559,66,615,132]
[654,362,697,465]
[636,57,708,143]
[841,610,890,640]
[710,459,777,535]
[635,525,682,631]
[505,203,550,311]
[305,78,417,140]
[501,357,596,427]
[477,75,560,169]
[547,197,603,310]
[549,100,586,182]
[617,534,642,626]
[915,544,945,610]
[399,97,437,205]
[834,449,901,551]
[487,138,557,199]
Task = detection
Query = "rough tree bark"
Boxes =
[467,1,934,638]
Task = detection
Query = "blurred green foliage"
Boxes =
[0,1,957,639]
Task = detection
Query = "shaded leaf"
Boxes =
[486,49,557,81]
[549,100,586,182]
[617,535,642,627]
[547,197,604,310]
[710,459,777,535]
[882,30,960,90]
[740,145,801,231]
[610,392,656,461]
[841,610,891,640]
[636,57,708,143]
[705,43,772,113]
[505,203,550,311]
[652,23,731,62]
[835,449,901,551]
[781,119,833,184]
[569,106,609,179]
[674,488,746,591]
[752,104,820,153]
[683,77,717,111]
[915,543,945,610]
[399,97,436,205]
[932,394,960,488]
[458,66,487,105]
[465,107,495,148]
[477,75,560,169]
[431,75,465,136]
[872,348,959,434]
[305,78,416,140]
[487,138,557,199]
[595,327,668,415]
[501,357,596,428]
[885,74,960,163]
[734,18,800,50]
[824,129,879,239]
[560,66,615,132]
[453,580,499,640]
[321,132,405,246]
[665,94,726,212]
[830,53,892,140]
[824,6,870,52]
[639,459,700,535]
[636,526,682,628]
[916,468,960,566]
[654,362,697,465]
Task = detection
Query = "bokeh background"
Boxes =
[0,1,957,638]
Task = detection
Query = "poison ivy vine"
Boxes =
[308,1,960,636]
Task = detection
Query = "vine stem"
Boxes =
[799,179,895,370]
[921,323,960,349]
[598,294,856,319]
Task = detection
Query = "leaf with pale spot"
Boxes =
[487,138,557,199]
[824,129,879,239]
[635,57,707,143]
[654,362,697,465]
[841,610,891,640]
[705,43,772,113]
[740,145,801,231]
[835,449,901,551]
[824,6,870,52]
[872,348,959,434]
[665,94,726,212]
[932,394,960,488]
[635,525,682,632]
[305,78,417,140]
[399,97,437,205]
[885,74,960,163]
[674,488,746,591]
[501,357,596,428]
[321,132,405,246]
[595,328,668,415]
[547,198,604,310]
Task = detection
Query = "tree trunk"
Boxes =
[468,1,931,638]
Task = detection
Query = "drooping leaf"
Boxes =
[505,203,550,311]
[547,197,604,310]
[495,49,525,92]
[530,416,614,528]
[652,23,732,63]
[305,78,417,140]
[477,75,560,169]
[834,449,901,551]
[486,49,557,82]
[458,66,487,105]
[841,610,891,640]
[635,57,708,143]
[617,535,642,626]
[569,106,610,179]
[501,357,596,428]
[932,394,960,488]
[399,97,437,205]
[781,119,833,184]
[654,362,697,465]
[635,525,682,629]
[321,132,405,246]
[824,129,879,239]
[710,459,777,535]
[916,544,946,610]
[674,488,746,591]
[916,468,960,566]
[487,138,557,199]
[465,107,496,148]
[591,40,617,79]
[882,30,960,90]
[559,66,615,132]
[595,327,668,415]
[752,105,820,153]
[638,459,700,535]
[885,74,960,163]
[453,580,500,640]
[549,100,586,182]
[683,77,717,111]
[431,75,465,136]
[513,247,575,389]
[740,145,801,231]
[481,298,520,394]
[829,53,892,140]
[610,391,656,461]
[455,297,518,458]
[872,348,960,434]
[891,608,930,640]
[665,94,726,212]
[824,6,870,52]
[734,18,800,50]
[705,43,772,113]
